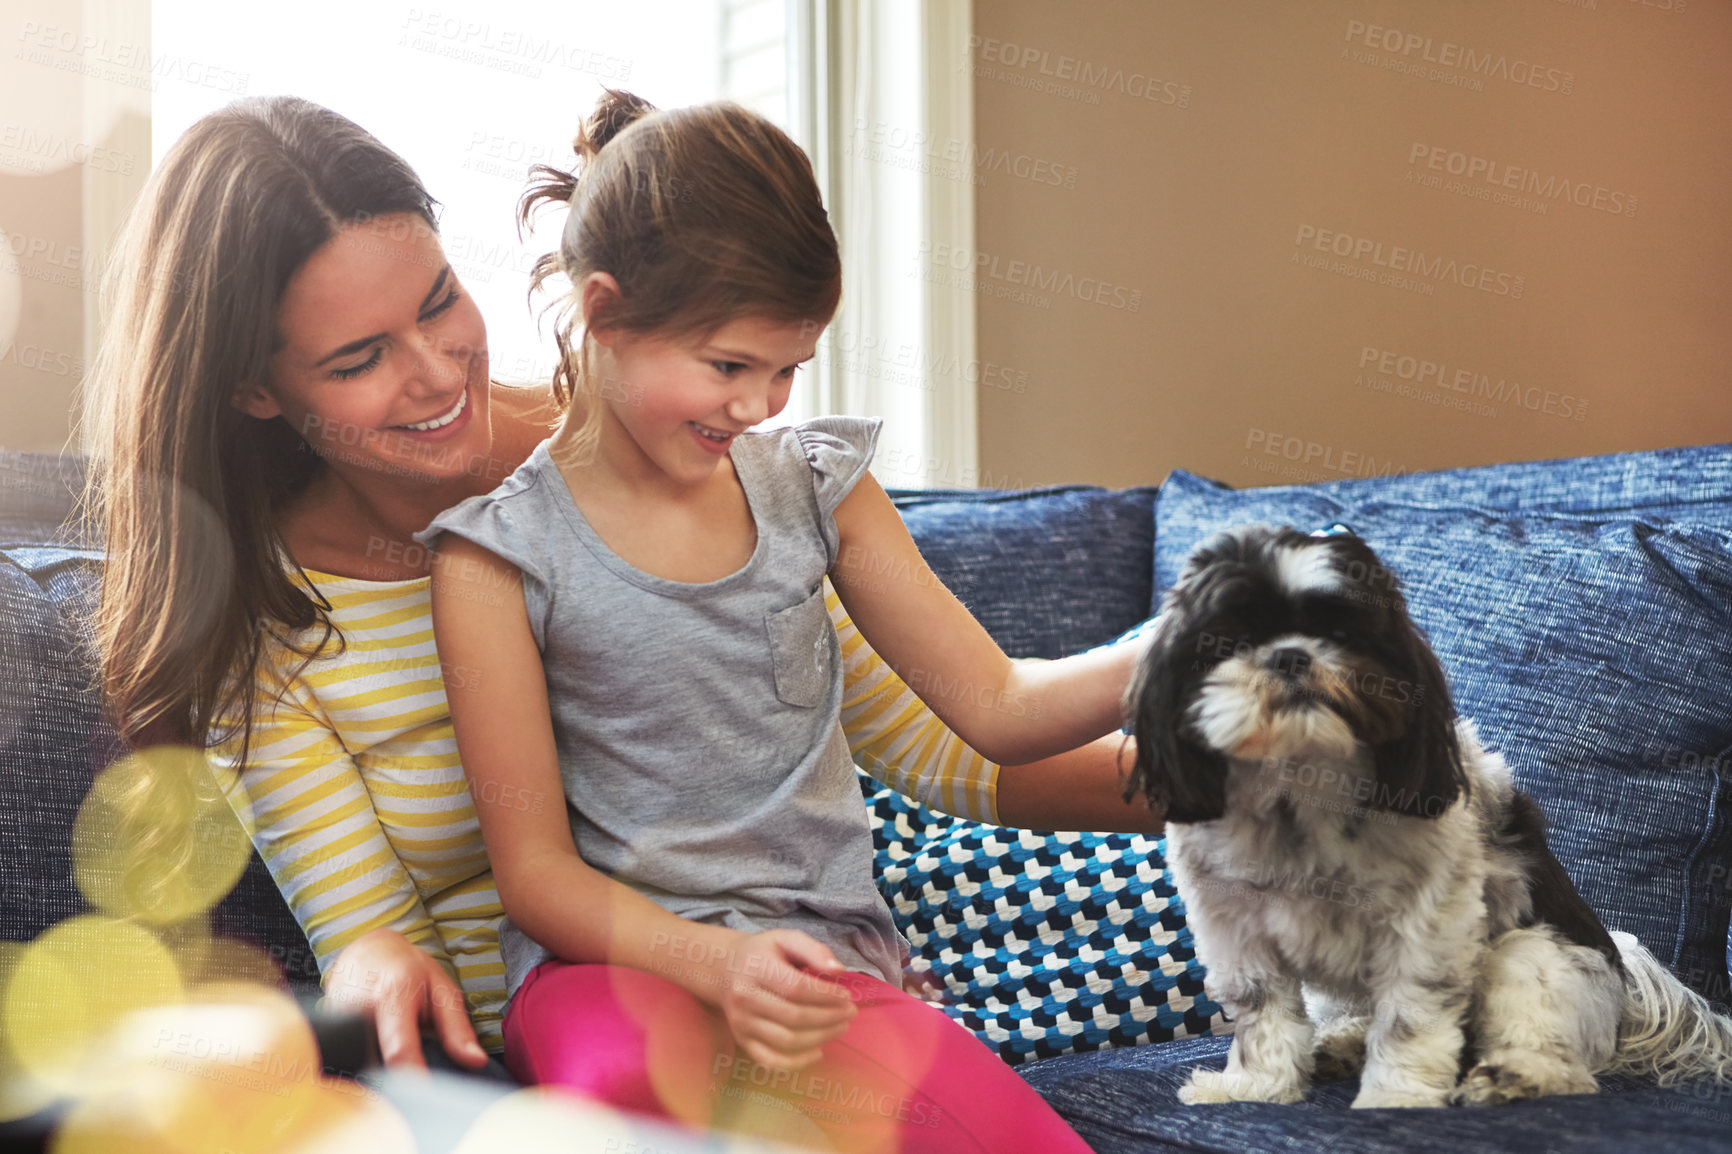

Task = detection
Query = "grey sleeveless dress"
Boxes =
[416,416,905,1002]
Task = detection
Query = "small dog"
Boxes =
[1125,524,1732,1108]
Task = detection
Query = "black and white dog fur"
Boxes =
[1126,524,1732,1108]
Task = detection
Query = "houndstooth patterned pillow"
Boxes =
[863,776,1228,1064]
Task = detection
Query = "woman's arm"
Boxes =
[430,535,859,1069]
[995,734,1163,833]
[207,654,485,1069]
[829,582,1162,833]
[831,474,1149,766]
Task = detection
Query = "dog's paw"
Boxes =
[1311,1027,1367,1081]
[1177,1067,1232,1104]
[1176,1080,1226,1105]
[1448,1055,1599,1107]
[1350,1085,1450,1109]
[1178,1067,1305,1105]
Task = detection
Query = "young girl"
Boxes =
[419,90,1138,1150]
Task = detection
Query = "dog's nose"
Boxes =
[1268,646,1312,679]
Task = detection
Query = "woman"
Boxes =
[79,95,1162,1086]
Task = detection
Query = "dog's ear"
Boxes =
[1125,623,1228,823]
[1368,606,1466,818]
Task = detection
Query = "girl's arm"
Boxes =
[207,656,485,1069]
[830,584,1162,832]
[831,474,1149,767]
[430,535,858,1069]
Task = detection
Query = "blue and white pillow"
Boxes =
[862,774,1225,1064]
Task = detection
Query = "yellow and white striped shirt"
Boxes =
[209,572,998,1051]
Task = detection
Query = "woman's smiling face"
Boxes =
[238,213,493,484]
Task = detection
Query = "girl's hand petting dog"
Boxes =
[703,928,859,1071]
[321,926,489,1071]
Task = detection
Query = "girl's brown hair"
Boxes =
[80,96,439,755]
[518,89,841,463]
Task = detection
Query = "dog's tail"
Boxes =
[1604,930,1732,1085]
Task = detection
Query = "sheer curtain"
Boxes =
[790,0,979,489]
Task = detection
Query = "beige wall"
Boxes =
[0,159,83,453]
[970,0,1732,490]
[1,0,149,455]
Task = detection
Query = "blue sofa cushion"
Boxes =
[889,485,1158,658]
[0,544,112,943]
[1019,1033,1732,1154]
[0,539,319,991]
[1154,474,1732,1004]
[1196,441,1732,537]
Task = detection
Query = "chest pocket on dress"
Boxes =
[764,587,832,709]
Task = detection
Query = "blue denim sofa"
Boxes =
[4,443,1732,1153]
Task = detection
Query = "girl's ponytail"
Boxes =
[578,87,658,161]
[518,89,660,423]
[516,88,656,232]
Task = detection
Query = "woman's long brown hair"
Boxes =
[79,96,439,760]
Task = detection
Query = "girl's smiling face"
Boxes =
[237,213,492,484]
[588,308,820,488]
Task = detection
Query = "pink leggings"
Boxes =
[502,960,1094,1153]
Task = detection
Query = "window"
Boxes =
[86,0,979,481]
[153,0,792,405]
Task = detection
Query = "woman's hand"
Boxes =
[321,927,488,1070]
[700,929,858,1071]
